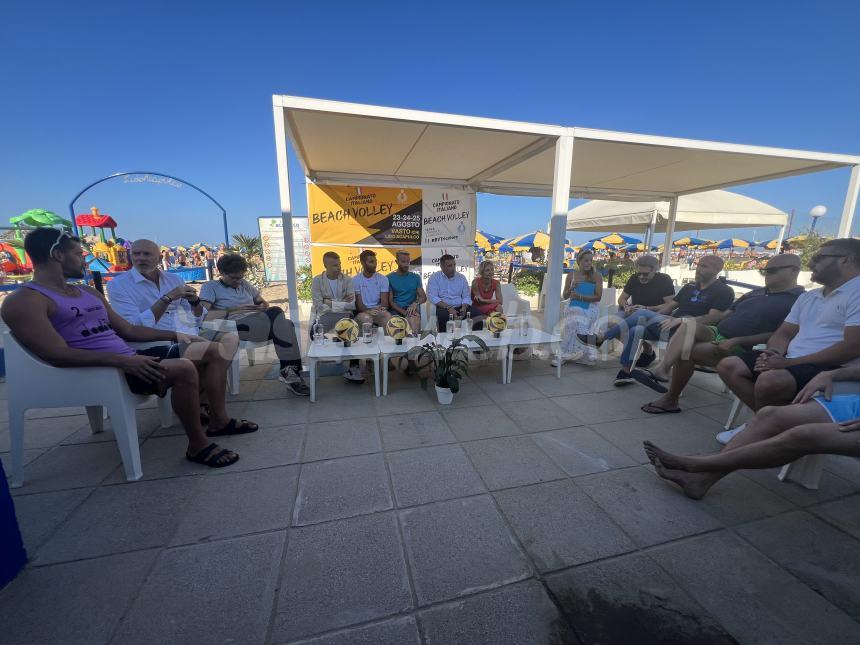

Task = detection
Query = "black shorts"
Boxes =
[125,344,181,396]
[736,350,836,391]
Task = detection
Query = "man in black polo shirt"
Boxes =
[580,255,734,386]
[638,254,803,412]
[617,254,676,369]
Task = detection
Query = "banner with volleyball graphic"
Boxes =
[306,183,475,278]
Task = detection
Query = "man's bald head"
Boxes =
[765,253,800,270]
[130,239,161,275]
[763,252,801,290]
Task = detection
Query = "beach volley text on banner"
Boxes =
[307,184,476,276]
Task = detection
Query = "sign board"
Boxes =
[306,184,475,280]
[258,216,312,283]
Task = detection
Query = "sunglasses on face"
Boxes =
[759,266,794,275]
[810,253,847,264]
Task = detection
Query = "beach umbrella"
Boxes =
[622,243,657,252]
[756,239,780,250]
[673,236,710,247]
[786,235,807,246]
[710,238,753,249]
[577,240,613,252]
[475,230,506,250]
[497,243,514,253]
[503,230,549,250]
[590,232,641,246]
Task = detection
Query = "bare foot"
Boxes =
[649,393,680,410]
[652,457,715,500]
[643,440,693,471]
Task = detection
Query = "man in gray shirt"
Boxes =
[200,254,308,396]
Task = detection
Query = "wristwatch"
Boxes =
[160,295,173,304]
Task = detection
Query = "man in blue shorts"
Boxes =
[642,365,860,500]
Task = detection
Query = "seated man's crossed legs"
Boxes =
[642,398,860,500]
[230,306,309,396]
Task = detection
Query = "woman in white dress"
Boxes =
[555,249,603,366]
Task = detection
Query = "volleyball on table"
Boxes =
[334,317,359,343]
[487,312,507,333]
[386,315,409,340]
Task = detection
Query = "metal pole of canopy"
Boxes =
[544,134,574,333]
[838,164,860,238]
[774,225,786,253]
[273,105,301,329]
[660,197,679,271]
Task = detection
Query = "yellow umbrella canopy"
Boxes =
[474,230,505,250]
[503,230,551,250]
[591,232,641,246]
[786,235,807,245]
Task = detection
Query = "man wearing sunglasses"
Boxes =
[638,254,802,413]
[2,229,242,469]
[616,255,677,369]
[717,238,860,442]
[579,254,734,386]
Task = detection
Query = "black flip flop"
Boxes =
[641,402,681,414]
[206,418,259,437]
[631,369,669,394]
[186,443,239,468]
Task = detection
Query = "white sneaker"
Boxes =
[716,424,746,445]
[343,365,365,384]
[551,352,580,367]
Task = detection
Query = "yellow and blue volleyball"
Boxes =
[386,315,409,340]
[334,317,359,343]
[487,313,507,333]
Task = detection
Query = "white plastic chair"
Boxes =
[500,283,530,317]
[200,318,266,395]
[4,331,173,488]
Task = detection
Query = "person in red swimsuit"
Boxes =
[470,260,503,329]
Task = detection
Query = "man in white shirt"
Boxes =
[108,240,255,437]
[718,238,860,415]
[353,249,392,330]
[426,254,481,332]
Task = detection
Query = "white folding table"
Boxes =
[306,338,381,402]
[504,328,562,383]
[437,330,510,384]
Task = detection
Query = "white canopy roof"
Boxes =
[274,95,860,201]
[566,190,788,234]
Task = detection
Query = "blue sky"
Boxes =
[2,1,858,247]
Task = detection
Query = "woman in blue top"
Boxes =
[556,249,603,366]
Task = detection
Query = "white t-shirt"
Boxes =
[327,278,340,297]
[352,272,389,308]
[785,274,860,364]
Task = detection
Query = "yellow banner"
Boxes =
[310,246,422,278]
[308,185,422,246]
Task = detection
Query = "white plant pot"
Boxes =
[434,385,454,405]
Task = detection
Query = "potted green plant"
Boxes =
[406,334,489,404]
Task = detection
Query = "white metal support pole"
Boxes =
[272,105,301,328]
[645,208,657,249]
[544,134,574,333]
[838,164,860,238]
[660,197,679,271]
[774,225,786,252]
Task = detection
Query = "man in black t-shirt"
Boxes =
[579,255,734,386]
[640,254,803,412]
[618,255,676,367]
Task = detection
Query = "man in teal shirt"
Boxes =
[387,250,426,333]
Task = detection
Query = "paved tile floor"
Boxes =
[2,349,860,644]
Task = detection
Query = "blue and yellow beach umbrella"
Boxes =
[474,230,506,250]
[590,232,641,246]
[710,238,752,249]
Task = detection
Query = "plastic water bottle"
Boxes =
[520,316,530,337]
[462,311,472,333]
[312,318,325,346]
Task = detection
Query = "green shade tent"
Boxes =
[10,209,72,232]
